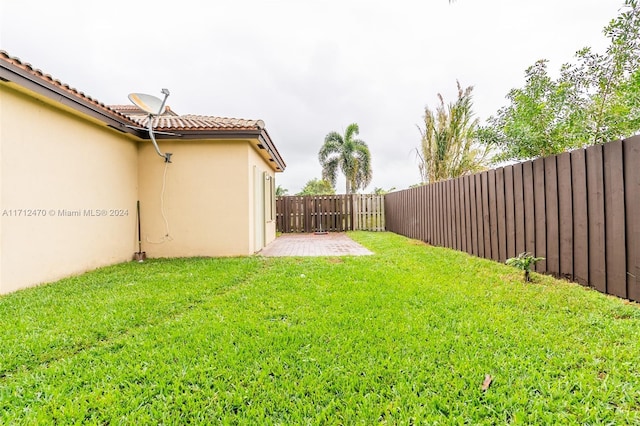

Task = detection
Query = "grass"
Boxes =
[1,232,639,424]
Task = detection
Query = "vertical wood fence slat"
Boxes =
[523,161,536,257]
[420,186,429,241]
[464,175,473,254]
[624,137,640,301]
[504,166,516,260]
[545,156,560,276]
[488,170,498,261]
[533,158,547,272]
[475,174,485,258]
[454,178,462,251]
[513,163,526,256]
[447,180,454,249]
[557,152,574,280]
[571,150,589,286]
[458,177,467,253]
[439,182,445,246]
[436,182,443,247]
[496,168,507,263]
[436,184,441,245]
[469,175,479,256]
[441,182,448,247]
[481,173,491,259]
[604,140,627,298]
[586,144,607,294]
[436,183,442,246]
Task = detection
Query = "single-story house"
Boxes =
[0,50,286,294]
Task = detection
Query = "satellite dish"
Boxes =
[128,88,172,162]
[128,92,167,116]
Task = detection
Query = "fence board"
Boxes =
[463,176,471,254]
[475,174,485,258]
[442,181,449,247]
[533,158,547,272]
[504,166,516,260]
[453,179,462,250]
[557,152,574,280]
[438,182,445,247]
[305,197,312,232]
[428,185,438,245]
[571,150,589,285]
[586,145,607,293]
[415,189,420,239]
[469,175,479,256]
[487,170,498,261]
[604,140,627,298]
[443,181,450,248]
[513,163,525,256]
[545,156,560,276]
[624,136,640,301]
[437,182,444,246]
[406,189,412,238]
[480,173,491,259]
[523,161,536,257]
[415,186,430,241]
[496,167,507,263]
[458,178,467,253]
[449,180,457,250]
[426,185,432,242]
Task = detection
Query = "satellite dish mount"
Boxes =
[128,89,173,163]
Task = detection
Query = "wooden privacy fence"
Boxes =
[385,135,640,302]
[276,194,385,233]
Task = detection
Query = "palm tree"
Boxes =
[275,185,288,196]
[418,81,490,183]
[319,123,372,194]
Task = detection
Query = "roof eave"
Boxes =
[0,60,138,135]
[160,128,286,171]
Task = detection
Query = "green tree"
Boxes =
[275,185,288,196]
[371,186,396,195]
[476,60,587,161]
[480,0,640,162]
[297,178,335,196]
[579,0,640,143]
[417,81,490,184]
[319,123,373,194]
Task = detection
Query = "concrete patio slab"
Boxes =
[258,233,373,257]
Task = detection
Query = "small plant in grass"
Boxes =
[506,252,544,282]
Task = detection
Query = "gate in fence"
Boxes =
[276,194,384,233]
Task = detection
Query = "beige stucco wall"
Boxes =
[137,139,276,258]
[0,85,138,294]
[1,81,280,293]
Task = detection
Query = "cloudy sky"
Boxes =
[1,0,623,194]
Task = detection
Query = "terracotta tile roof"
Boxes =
[109,104,179,117]
[0,50,134,123]
[111,104,265,131]
[124,114,267,131]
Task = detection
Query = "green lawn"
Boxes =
[1,232,639,424]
